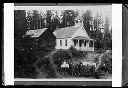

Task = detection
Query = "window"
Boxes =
[65,40,67,46]
[60,40,62,46]
[84,41,86,46]
[89,41,93,47]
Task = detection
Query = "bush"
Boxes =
[52,49,72,67]
[34,57,57,78]
[93,54,100,64]
[68,46,87,58]
[68,45,77,51]
[14,50,37,78]
[95,51,112,78]
[100,52,112,74]
[95,48,106,54]
[44,59,56,78]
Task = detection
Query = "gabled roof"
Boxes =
[53,26,79,39]
[25,28,47,38]
[74,16,84,21]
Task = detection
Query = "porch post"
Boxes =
[93,40,94,51]
[83,40,85,47]
[93,41,94,47]
[88,41,90,47]
[78,39,79,49]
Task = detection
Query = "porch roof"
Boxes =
[72,36,94,41]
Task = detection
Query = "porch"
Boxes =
[72,36,94,51]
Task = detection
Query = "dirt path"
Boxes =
[44,49,63,78]
[87,52,99,62]
[45,49,58,58]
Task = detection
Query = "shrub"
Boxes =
[14,51,37,78]
[68,45,77,51]
[68,46,87,58]
[44,60,56,78]
[52,49,72,67]
[100,52,112,74]
[93,54,100,64]
[95,51,112,78]
[95,48,106,54]
[34,57,57,78]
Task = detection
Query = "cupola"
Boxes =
[74,16,84,27]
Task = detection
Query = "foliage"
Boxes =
[14,10,28,39]
[94,48,106,54]
[82,10,93,35]
[95,51,112,78]
[52,49,72,65]
[93,12,104,30]
[60,10,78,28]
[14,47,38,78]
[68,46,87,58]
[26,10,41,30]
[35,57,56,78]
[14,10,38,78]
[50,11,61,32]
[101,51,112,73]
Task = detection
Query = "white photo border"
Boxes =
[4,3,122,87]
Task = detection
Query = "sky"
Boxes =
[15,5,112,27]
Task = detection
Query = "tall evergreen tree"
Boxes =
[82,10,93,36]
[14,10,27,39]
[51,10,60,32]
[60,10,78,28]
[32,10,40,29]
[93,12,104,49]
[45,10,53,29]
[103,16,112,49]
[15,10,38,78]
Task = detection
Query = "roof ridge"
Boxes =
[27,28,47,31]
[53,26,80,38]
[54,26,78,31]
[74,15,84,21]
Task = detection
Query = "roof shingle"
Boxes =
[54,26,79,39]
[25,28,47,38]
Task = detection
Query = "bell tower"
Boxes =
[74,16,84,27]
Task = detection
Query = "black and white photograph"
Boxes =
[14,4,112,81]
